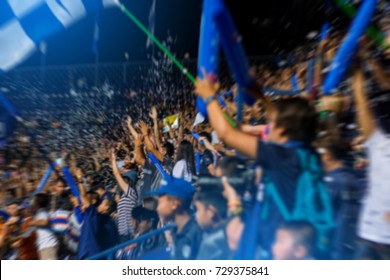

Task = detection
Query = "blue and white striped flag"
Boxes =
[0,0,117,73]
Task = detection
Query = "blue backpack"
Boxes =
[262,148,335,251]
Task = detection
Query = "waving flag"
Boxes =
[0,0,117,73]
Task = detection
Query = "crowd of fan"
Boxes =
[1,23,390,260]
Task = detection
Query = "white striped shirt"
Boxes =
[117,186,138,236]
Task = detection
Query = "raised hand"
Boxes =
[139,121,149,137]
[149,107,158,120]
[75,168,84,182]
[195,69,220,99]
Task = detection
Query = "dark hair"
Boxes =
[273,97,318,144]
[138,208,159,229]
[217,156,246,177]
[316,134,351,161]
[34,193,50,209]
[103,198,117,215]
[162,142,174,158]
[53,178,66,186]
[131,206,144,222]
[167,196,192,215]
[199,131,212,143]
[194,187,227,220]
[175,140,196,176]
[279,221,316,257]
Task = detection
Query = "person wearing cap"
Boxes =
[149,176,202,260]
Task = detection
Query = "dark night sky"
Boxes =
[22,0,349,67]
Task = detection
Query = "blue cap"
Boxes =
[148,176,195,199]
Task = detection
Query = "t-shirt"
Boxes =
[140,157,173,201]
[34,210,58,250]
[78,205,100,259]
[78,204,119,259]
[196,224,231,260]
[117,186,137,237]
[325,167,361,260]
[255,141,304,250]
[200,150,215,175]
[358,129,390,245]
[171,217,202,260]
[173,159,192,182]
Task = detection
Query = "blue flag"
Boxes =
[0,0,117,73]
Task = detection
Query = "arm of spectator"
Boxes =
[144,134,164,162]
[195,71,258,159]
[75,169,89,207]
[222,177,244,251]
[240,124,266,135]
[134,136,146,166]
[111,149,128,194]
[127,116,139,139]
[352,66,377,140]
[149,107,162,148]
[28,218,49,228]
[198,136,220,155]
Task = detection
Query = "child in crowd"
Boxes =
[149,176,202,260]
[272,221,316,260]
[195,76,332,255]
[316,135,362,260]
[194,186,231,260]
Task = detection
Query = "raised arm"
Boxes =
[127,116,139,139]
[140,120,165,162]
[75,168,89,207]
[111,149,128,193]
[195,72,258,159]
[352,65,377,140]
[149,107,162,149]
[134,135,146,166]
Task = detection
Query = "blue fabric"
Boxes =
[62,167,81,201]
[325,167,361,259]
[196,0,221,116]
[0,1,14,27]
[323,0,377,94]
[257,143,334,253]
[74,206,84,224]
[34,166,53,194]
[148,175,195,199]
[147,153,167,176]
[78,205,100,259]
[78,204,118,259]
[19,2,64,44]
[213,0,255,105]
[255,141,302,252]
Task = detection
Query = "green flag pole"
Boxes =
[115,1,238,127]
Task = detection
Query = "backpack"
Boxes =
[262,148,334,251]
